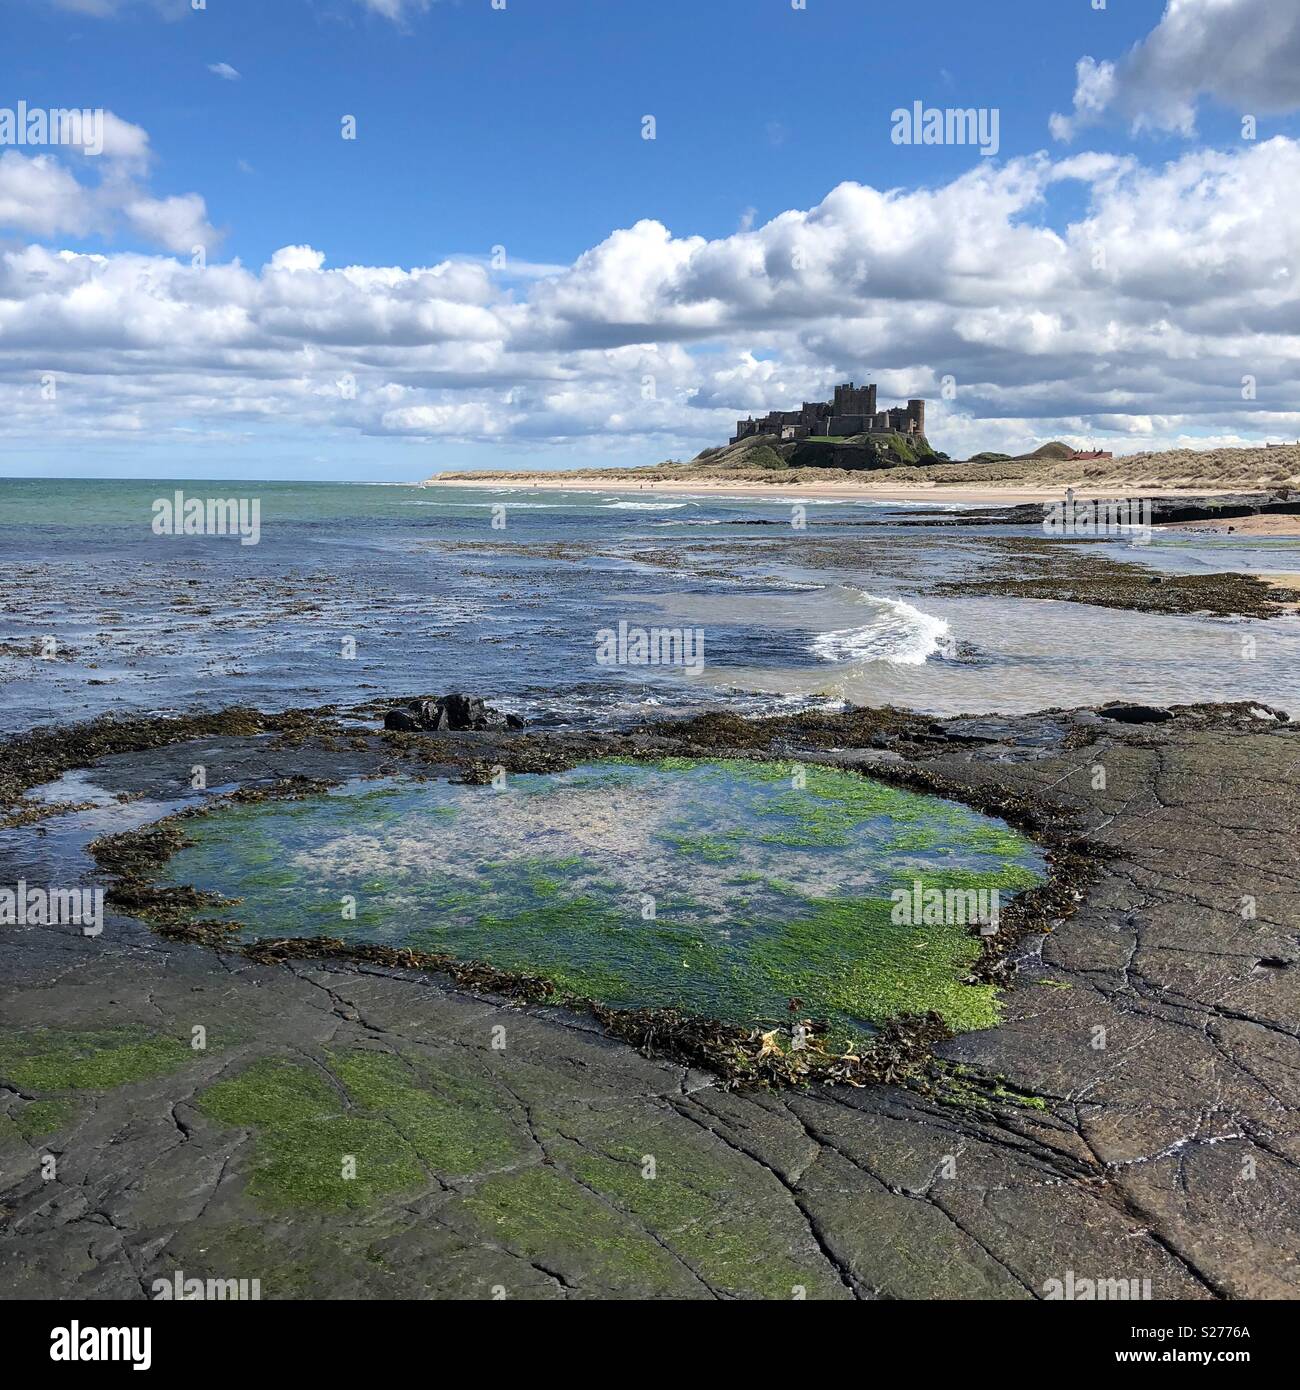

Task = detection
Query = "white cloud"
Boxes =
[358,0,433,19]
[207,63,241,82]
[0,152,92,238]
[4,139,1300,457]
[122,193,216,254]
[1052,0,1300,140]
[0,110,217,252]
[91,111,153,165]
[268,245,327,273]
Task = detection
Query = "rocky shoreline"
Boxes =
[2,697,1298,1297]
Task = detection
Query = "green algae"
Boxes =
[15,1097,82,1139]
[930,1062,1052,1112]
[196,1051,519,1210]
[752,897,998,1036]
[328,1049,518,1176]
[463,1166,694,1297]
[159,758,1046,1049]
[454,1106,844,1298]
[664,831,744,862]
[557,1134,842,1299]
[0,1027,193,1092]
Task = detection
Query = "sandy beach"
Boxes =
[1163,513,1300,538]
[425,443,1300,499]
[423,474,1223,505]
[1259,572,1300,610]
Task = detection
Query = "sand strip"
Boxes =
[1160,514,1300,538]
[423,476,1228,505]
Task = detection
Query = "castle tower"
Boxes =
[907,399,926,436]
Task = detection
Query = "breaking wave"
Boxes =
[809,590,953,666]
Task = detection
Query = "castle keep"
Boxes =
[732,382,926,444]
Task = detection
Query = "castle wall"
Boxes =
[734,382,926,444]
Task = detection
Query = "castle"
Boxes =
[732,382,926,444]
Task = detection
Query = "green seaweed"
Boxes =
[0,1027,193,1092]
[463,1167,693,1296]
[560,1133,842,1299]
[15,1097,82,1139]
[752,896,999,1036]
[161,758,1045,1047]
[196,1051,519,1210]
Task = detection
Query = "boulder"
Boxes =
[382,709,423,732]
[383,693,524,733]
[1097,703,1173,724]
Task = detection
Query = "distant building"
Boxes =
[732,382,926,444]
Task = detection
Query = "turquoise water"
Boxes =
[0,478,438,529]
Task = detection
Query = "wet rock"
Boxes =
[382,710,423,732]
[383,694,524,733]
[4,696,1300,1298]
[1097,703,1174,725]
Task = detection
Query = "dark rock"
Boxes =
[962,492,1300,531]
[383,693,523,733]
[382,710,423,732]
[1097,702,1174,724]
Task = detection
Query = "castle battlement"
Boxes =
[732,382,926,444]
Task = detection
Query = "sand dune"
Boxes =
[428,444,1300,497]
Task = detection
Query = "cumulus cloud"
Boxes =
[1052,0,1300,140]
[0,153,91,238]
[4,140,1300,456]
[0,110,217,253]
[121,192,217,254]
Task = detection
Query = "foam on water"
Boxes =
[600,500,691,510]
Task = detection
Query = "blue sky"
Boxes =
[3,0,1300,479]
[6,0,1177,266]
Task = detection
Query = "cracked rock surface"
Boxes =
[0,703,1297,1299]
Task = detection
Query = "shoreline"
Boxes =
[1260,572,1300,611]
[1160,513,1300,538]
[423,475,1232,505]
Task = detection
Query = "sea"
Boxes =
[3,477,1300,735]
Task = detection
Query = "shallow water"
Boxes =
[161,759,1046,1042]
[4,478,1299,731]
